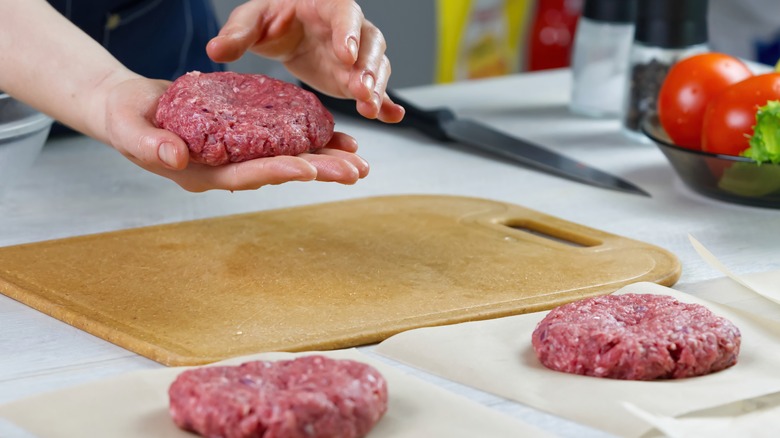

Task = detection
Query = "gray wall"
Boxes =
[211,0,436,88]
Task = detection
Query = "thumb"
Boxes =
[115,114,190,170]
[207,2,302,63]
[151,133,190,170]
[207,1,269,63]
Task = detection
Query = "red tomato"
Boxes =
[658,53,752,150]
[702,73,780,156]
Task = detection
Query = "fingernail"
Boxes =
[373,92,381,110]
[362,72,375,92]
[347,37,358,62]
[159,142,178,168]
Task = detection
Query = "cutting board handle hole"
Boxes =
[501,220,600,248]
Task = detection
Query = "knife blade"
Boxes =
[303,83,650,197]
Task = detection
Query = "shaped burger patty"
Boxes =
[156,71,335,166]
[169,355,388,438]
[532,293,741,380]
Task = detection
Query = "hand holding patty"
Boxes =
[206,0,405,124]
[100,76,368,192]
[0,0,377,193]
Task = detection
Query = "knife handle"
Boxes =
[301,82,454,143]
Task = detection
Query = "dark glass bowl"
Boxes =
[642,115,780,209]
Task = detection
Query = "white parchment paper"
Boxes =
[624,390,780,438]
[0,349,550,438]
[689,235,780,317]
[376,281,780,437]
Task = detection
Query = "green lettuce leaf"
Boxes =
[743,100,780,164]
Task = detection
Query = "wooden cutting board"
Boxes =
[0,195,680,366]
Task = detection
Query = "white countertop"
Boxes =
[2,69,779,437]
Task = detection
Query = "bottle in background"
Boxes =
[569,0,636,118]
[435,0,532,83]
[526,0,583,71]
[621,0,709,142]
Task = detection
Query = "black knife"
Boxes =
[303,84,650,197]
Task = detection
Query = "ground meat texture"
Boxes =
[155,71,335,166]
[531,293,741,380]
[168,355,388,438]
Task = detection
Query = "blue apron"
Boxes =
[47,0,224,134]
[47,0,224,80]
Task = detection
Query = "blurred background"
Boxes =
[213,0,780,88]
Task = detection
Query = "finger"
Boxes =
[377,96,406,123]
[323,131,358,152]
[373,55,391,99]
[299,153,360,184]
[315,148,369,179]
[168,156,318,192]
[356,75,405,123]
[355,99,378,120]
[320,0,364,65]
[357,53,391,120]
[355,97,404,122]
[348,23,387,104]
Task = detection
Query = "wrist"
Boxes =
[84,67,141,144]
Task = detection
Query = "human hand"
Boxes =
[206,0,405,124]
[97,77,369,192]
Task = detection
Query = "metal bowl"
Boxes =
[642,114,780,209]
[0,93,54,193]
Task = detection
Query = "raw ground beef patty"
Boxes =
[531,293,741,380]
[155,71,335,165]
[168,355,388,438]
